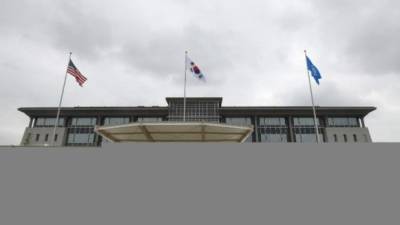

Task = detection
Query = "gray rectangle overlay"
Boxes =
[1,143,399,225]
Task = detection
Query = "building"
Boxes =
[18,97,376,146]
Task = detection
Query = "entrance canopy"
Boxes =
[95,122,253,143]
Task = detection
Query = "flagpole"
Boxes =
[51,52,72,146]
[183,51,188,122]
[304,50,320,143]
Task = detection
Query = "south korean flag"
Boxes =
[186,56,206,81]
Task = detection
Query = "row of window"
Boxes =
[226,117,358,127]
[30,116,364,145]
[33,116,361,128]
[33,117,164,127]
[168,102,220,122]
[328,117,359,127]
[35,118,65,127]
[26,131,369,145]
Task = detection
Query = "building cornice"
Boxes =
[18,106,376,118]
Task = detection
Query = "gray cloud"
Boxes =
[0,0,399,144]
[116,25,239,78]
[309,0,400,75]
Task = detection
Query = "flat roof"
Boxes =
[18,106,376,118]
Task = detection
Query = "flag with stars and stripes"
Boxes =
[67,59,87,86]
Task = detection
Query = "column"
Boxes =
[287,116,294,142]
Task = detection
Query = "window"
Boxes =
[353,134,357,142]
[293,117,322,143]
[54,134,58,142]
[293,117,320,126]
[35,118,65,127]
[45,134,49,142]
[260,131,288,143]
[168,100,220,122]
[259,117,286,126]
[295,134,323,143]
[225,117,252,127]
[137,117,162,122]
[344,134,348,143]
[70,117,97,126]
[103,117,130,125]
[258,117,287,143]
[334,134,338,142]
[35,134,40,141]
[67,133,95,144]
[67,117,97,146]
[328,117,359,127]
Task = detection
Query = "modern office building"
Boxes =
[18,97,376,146]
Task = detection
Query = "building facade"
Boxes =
[18,97,376,146]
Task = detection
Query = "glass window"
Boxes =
[67,133,95,144]
[293,117,322,143]
[258,117,288,143]
[348,118,358,126]
[104,117,130,126]
[328,117,359,127]
[35,134,40,141]
[293,117,320,126]
[261,133,288,143]
[137,117,163,122]
[259,117,286,126]
[71,117,97,126]
[344,134,348,142]
[67,117,97,146]
[353,134,357,142]
[168,100,220,122]
[35,117,64,127]
[334,134,338,142]
[225,117,252,127]
[45,134,49,142]
[296,134,323,143]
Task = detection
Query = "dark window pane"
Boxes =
[71,118,96,126]
[104,117,130,125]
[137,117,162,122]
[328,117,359,127]
[35,117,64,127]
[293,117,320,126]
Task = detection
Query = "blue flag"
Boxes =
[306,56,322,85]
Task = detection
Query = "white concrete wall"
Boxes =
[20,127,66,146]
[325,127,372,143]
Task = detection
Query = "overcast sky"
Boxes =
[1,0,399,144]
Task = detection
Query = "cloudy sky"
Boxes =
[0,0,399,144]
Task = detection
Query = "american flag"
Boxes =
[67,59,87,86]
